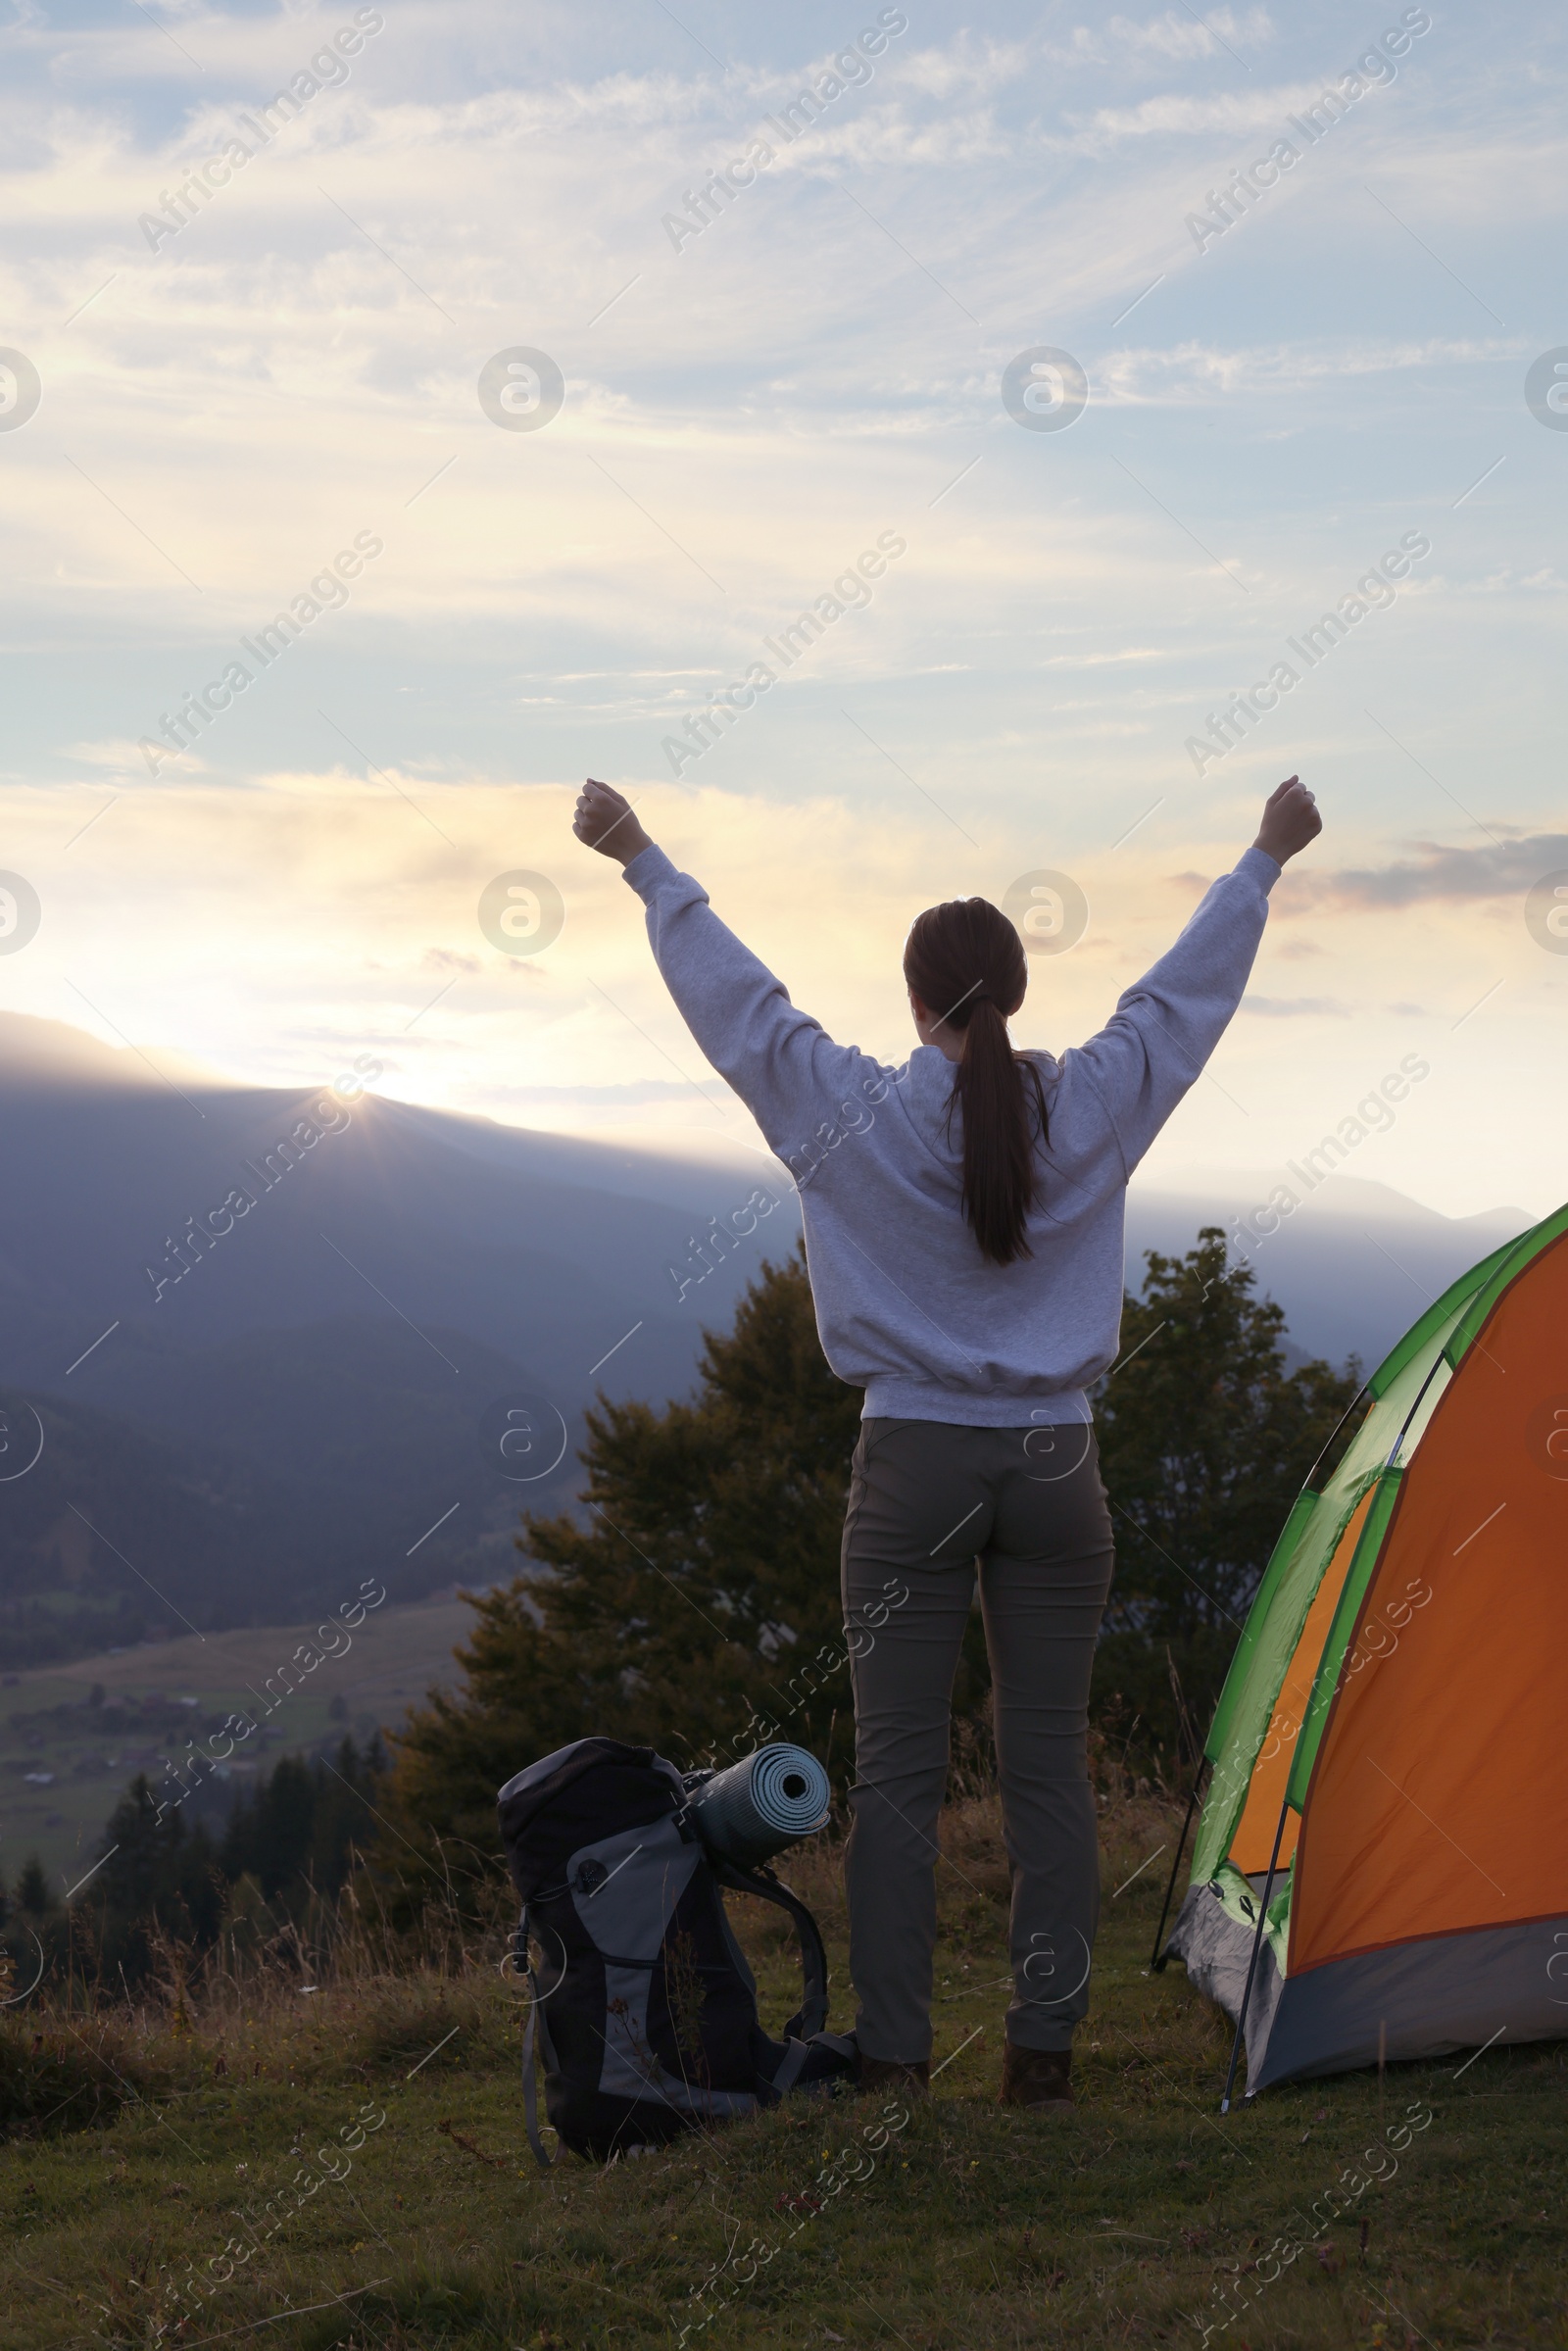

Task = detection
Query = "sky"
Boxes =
[2,0,1565,1221]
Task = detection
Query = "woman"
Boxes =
[573,773,1321,2109]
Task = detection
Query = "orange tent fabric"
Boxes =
[1228,1486,1377,1876]
[1290,1230,1568,1973]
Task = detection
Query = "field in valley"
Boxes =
[0,1595,475,1888]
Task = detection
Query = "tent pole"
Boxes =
[1302,1378,1370,1492]
[1150,1759,1208,1972]
[1219,1795,1292,2115]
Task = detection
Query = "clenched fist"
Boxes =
[1253,775,1321,866]
[573,778,654,867]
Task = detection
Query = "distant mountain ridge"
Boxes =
[0,1012,1537,1665]
[0,1012,794,1664]
[1124,1168,1534,1370]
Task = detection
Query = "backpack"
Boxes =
[499,1737,857,2162]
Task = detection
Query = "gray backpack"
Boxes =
[500,1738,856,2162]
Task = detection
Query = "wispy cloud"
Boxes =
[1240,994,1351,1015]
[1301,836,1568,908]
[1107,8,1275,63]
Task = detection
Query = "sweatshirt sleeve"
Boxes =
[622,844,891,1176]
[1065,846,1279,1175]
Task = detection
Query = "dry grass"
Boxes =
[0,1788,1563,2350]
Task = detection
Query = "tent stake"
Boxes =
[1219,1795,1292,2114]
[1151,1760,1208,1971]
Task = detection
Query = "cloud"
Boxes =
[1079,76,1361,141]
[894,36,1033,100]
[1094,337,1516,400]
[1240,994,1350,1016]
[0,0,1562,1257]
[1106,9,1274,64]
[1301,835,1568,908]
[491,1079,715,1105]
[63,738,154,768]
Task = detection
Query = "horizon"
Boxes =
[0,1002,1546,1235]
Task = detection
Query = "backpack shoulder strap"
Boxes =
[711,1858,829,2040]
[522,1992,554,2168]
[516,1909,556,2170]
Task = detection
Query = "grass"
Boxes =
[0,1788,1563,2351]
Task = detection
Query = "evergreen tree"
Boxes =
[381,1232,1358,1874]
[220,1739,380,1902]
[1092,1228,1361,1760]
[383,1247,925,1874]
[86,1778,224,1983]
[75,1744,383,1985]
[16,1855,53,1916]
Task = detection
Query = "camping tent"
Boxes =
[1160,1200,1568,2095]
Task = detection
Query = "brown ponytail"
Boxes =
[903,898,1048,1266]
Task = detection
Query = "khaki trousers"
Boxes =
[841,1417,1115,2060]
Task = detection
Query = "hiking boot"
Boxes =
[999,2042,1073,2111]
[857,2054,930,2095]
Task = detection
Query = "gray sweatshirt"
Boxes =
[625,842,1279,1427]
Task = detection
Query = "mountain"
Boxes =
[0,1013,799,1663]
[1124,1168,1534,1373]
[0,1012,1537,1666]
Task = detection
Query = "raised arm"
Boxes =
[573,780,886,1170]
[1070,776,1321,1173]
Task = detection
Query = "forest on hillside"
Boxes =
[2,1230,1361,1983]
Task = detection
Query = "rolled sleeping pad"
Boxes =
[685,1742,831,1867]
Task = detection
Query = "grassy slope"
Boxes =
[1,1793,1563,2351]
[0,1598,474,1886]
